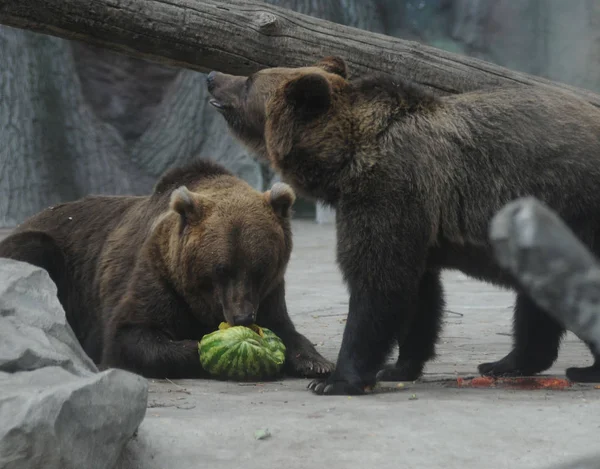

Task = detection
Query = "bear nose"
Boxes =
[233,314,254,327]
[206,71,217,89]
[233,302,255,326]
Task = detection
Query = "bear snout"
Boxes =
[206,71,217,91]
[205,71,246,111]
[232,304,255,326]
[231,299,256,326]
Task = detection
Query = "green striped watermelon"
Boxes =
[198,322,286,380]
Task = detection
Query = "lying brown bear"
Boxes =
[207,56,600,395]
[0,160,333,379]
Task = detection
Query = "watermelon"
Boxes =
[198,322,286,380]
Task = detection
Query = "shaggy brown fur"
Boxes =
[0,160,333,379]
[207,56,600,395]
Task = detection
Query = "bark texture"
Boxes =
[1,0,599,101]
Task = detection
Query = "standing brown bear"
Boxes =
[207,56,600,395]
[0,159,333,379]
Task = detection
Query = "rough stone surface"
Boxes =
[0,258,148,469]
[0,367,148,469]
[490,197,600,355]
[0,258,97,376]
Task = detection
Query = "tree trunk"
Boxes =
[1,0,599,105]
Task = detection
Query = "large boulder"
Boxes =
[0,259,148,469]
[0,367,147,469]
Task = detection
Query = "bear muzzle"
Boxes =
[217,285,257,327]
[230,301,256,327]
[206,72,224,109]
[206,71,244,112]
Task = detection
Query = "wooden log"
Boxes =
[2,0,600,106]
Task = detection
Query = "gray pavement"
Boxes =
[1,223,599,469]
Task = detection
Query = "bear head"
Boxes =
[150,179,296,327]
[206,57,354,203]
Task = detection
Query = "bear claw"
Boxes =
[376,360,425,382]
[288,353,334,378]
[307,377,366,396]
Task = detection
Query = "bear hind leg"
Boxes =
[377,269,445,382]
[566,343,600,383]
[478,292,564,377]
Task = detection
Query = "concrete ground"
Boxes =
[2,223,599,469]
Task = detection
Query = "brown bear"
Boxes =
[206,56,600,395]
[0,159,333,379]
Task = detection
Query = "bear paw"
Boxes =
[287,350,335,378]
[478,349,553,377]
[478,359,525,377]
[376,360,425,382]
[566,364,600,383]
[307,376,367,396]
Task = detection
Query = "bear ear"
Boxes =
[283,74,332,119]
[170,186,213,228]
[314,56,347,79]
[265,182,296,218]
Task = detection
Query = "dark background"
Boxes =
[1,0,599,227]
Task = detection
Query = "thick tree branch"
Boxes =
[1,0,600,106]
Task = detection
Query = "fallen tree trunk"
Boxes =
[2,0,600,106]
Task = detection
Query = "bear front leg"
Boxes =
[306,207,430,395]
[377,269,445,382]
[257,282,334,378]
[103,322,208,379]
[308,286,418,395]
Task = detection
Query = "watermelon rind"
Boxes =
[198,323,286,381]
[259,327,286,365]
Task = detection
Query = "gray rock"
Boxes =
[0,259,149,469]
[0,367,148,469]
[489,197,600,354]
[0,259,97,376]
